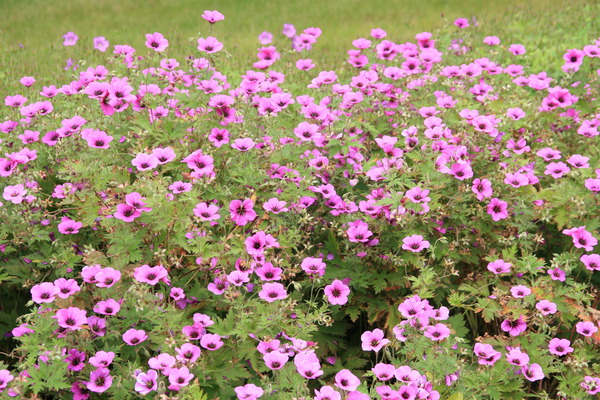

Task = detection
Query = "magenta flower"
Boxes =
[55,307,87,331]
[86,368,112,393]
[324,279,350,305]
[148,353,176,373]
[64,349,86,371]
[548,338,574,356]
[424,323,451,341]
[0,370,14,392]
[229,199,257,226]
[194,202,221,221]
[263,351,289,370]
[544,162,570,179]
[402,234,430,252]
[93,299,121,315]
[301,257,327,277]
[454,18,470,28]
[361,329,390,352]
[347,220,373,243]
[131,153,159,171]
[486,198,508,221]
[200,333,224,351]
[335,369,361,391]
[471,178,493,201]
[254,263,281,281]
[473,343,502,365]
[169,181,192,194]
[536,300,558,315]
[500,316,527,336]
[231,138,255,151]
[510,285,532,299]
[371,363,395,381]
[168,367,194,388]
[314,386,341,400]
[63,31,78,46]
[94,36,109,52]
[581,254,600,271]
[263,198,288,213]
[134,264,169,285]
[235,383,264,400]
[208,128,230,147]
[89,351,115,368]
[505,347,529,366]
[201,10,225,23]
[114,203,141,222]
[135,369,158,395]
[3,184,27,204]
[197,36,224,53]
[84,129,113,149]
[145,32,169,51]
[176,343,201,363]
[576,321,599,337]
[258,282,287,303]
[294,350,323,379]
[521,363,544,382]
[547,267,566,282]
[487,259,512,274]
[123,329,148,345]
[57,216,83,234]
[31,282,58,304]
[95,267,121,288]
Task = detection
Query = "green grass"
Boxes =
[0,0,598,90]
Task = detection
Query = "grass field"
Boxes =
[1,0,598,91]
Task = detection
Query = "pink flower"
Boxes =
[145,32,169,52]
[200,333,224,351]
[324,279,350,305]
[235,384,264,400]
[487,259,512,274]
[361,329,390,352]
[131,153,159,171]
[402,235,430,252]
[500,316,527,336]
[89,351,115,368]
[581,254,600,271]
[86,368,112,393]
[536,300,558,315]
[510,285,531,298]
[31,282,59,303]
[454,18,469,28]
[194,202,221,221]
[521,364,544,382]
[168,367,194,388]
[201,10,225,23]
[55,307,87,330]
[229,199,257,226]
[197,37,224,53]
[231,138,255,151]
[3,184,27,204]
[123,329,148,345]
[93,299,121,315]
[94,36,109,52]
[258,282,287,303]
[135,369,158,395]
[134,264,169,285]
[263,351,289,370]
[576,321,599,337]
[335,369,360,391]
[58,217,83,234]
[486,198,508,221]
[301,257,326,276]
[63,32,78,46]
[424,323,451,341]
[548,338,574,356]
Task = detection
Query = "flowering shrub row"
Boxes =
[1,9,599,400]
